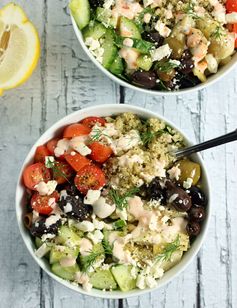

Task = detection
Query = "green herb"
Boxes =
[109,187,140,210]
[90,128,110,142]
[113,219,126,230]
[183,1,201,19]
[45,157,70,183]
[114,35,154,54]
[156,60,180,72]
[102,239,113,255]
[135,7,154,32]
[81,251,102,272]
[141,126,169,146]
[155,235,180,262]
[211,25,226,40]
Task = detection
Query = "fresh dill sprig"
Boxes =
[183,1,201,19]
[155,235,180,262]
[211,25,226,40]
[45,156,70,183]
[81,251,102,272]
[109,187,140,210]
[141,128,168,146]
[156,60,180,73]
[113,219,126,230]
[90,128,110,142]
[102,239,113,255]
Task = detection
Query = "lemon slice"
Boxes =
[0,3,40,95]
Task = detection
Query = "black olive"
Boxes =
[166,180,192,211]
[58,194,92,221]
[131,71,157,89]
[142,32,164,47]
[178,73,200,89]
[146,177,166,204]
[187,186,207,207]
[189,207,205,222]
[186,221,201,236]
[178,50,194,74]
[88,0,104,8]
[30,216,62,238]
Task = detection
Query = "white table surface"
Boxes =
[0,1,237,307]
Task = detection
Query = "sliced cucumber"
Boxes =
[161,250,183,271]
[89,269,117,290]
[56,225,81,247]
[111,265,137,292]
[119,17,141,39]
[35,237,43,249]
[69,0,90,30]
[83,21,107,40]
[50,245,79,264]
[51,262,79,281]
[109,55,124,75]
[101,30,117,69]
[96,7,117,28]
[137,55,152,71]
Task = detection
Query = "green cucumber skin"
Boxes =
[102,31,117,69]
[111,265,137,292]
[89,269,117,290]
[137,55,152,71]
[119,17,141,39]
[56,225,81,246]
[83,21,107,40]
[70,0,90,30]
[49,246,79,264]
[109,56,124,75]
[51,263,79,281]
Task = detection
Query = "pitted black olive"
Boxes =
[146,177,166,204]
[58,194,92,221]
[166,180,192,212]
[88,0,104,8]
[30,216,61,238]
[189,207,205,222]
[187,186,207,207]
[179,50,194,74]
[142,32,164,47]
[131,71,157,89]
[186,221,201,236]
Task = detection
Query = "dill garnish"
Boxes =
[211,25,226,40]
[183,1,201,19]
[156,60,180,73]
[81,251,102,272]
[102,239,113,255]
[45,156,70,183]
[109,187,140,210]
[113,219,126,230]
[90,128,110,142]
[155,235,180,262]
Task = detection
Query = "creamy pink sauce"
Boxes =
[80,238,93,256]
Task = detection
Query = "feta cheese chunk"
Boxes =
[84,189,101,205]
[155,20,171,37]
[168,165,181,181]
[80,238,93,256]
[70,137,91,156]
[136,274,146,289]
[226,12,237,24]
[35,180,57,196]
[113,129,141,153]
[93,197,116,218]
[150,44,172,62]
[54,139,70,157]
[183,177,193,189]
[87,230,104,244]
[205,54,218,73]
[76,221,95,232]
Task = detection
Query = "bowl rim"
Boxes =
[15,104,211,299]
[70,14,237,96]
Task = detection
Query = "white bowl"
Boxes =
[70,14,237,96]
[16,104,211,299]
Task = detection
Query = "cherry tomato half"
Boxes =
[23,163,51,190]
[53,161,74,184]
[64,151,91,172]
[226,0,237,12]
[81,117,106,129]
[63,123,91,138]
[46,138,59,155]
[31,191,60,215]
[34,145,50,163]
[89,142,113,163]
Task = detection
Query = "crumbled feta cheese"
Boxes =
[152,266,164,279]
[144,13,151,23]
[168,165,181,181]
[32,210,39,223]
[155,20,171,37]
[92,217,104,230]
[64,202,72,213]
[93,197,116,218]
[85,37,100,50]
[84,189,101,205]
[35,180,57,196]
[45,214,61,228]
[103,0,115,9]
[76,221,95,232]
[75,272,92,292]
[54,139,70,157]
[80,238,93,256]
[150,44,172,62]
[60,190,67,200]
[45,156,55,166]
[87,230,104,244]
[116,208,128,221]
[183,177,193,189]
[136,274,146,289]
[70,137,91,156]
[123,38,133,47]
[41,233,56,242]
[113,130,141,153]
[205,54,218,73]
[130,266,138,279]
[226,12,237,23]
[149,215,158,231]
[146,276,157,288]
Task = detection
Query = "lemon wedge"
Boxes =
[0,3,40,95]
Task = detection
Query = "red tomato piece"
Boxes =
[23,163,51,190]
[64,151,91,172]
[34,145,50,163]
[31,191,60,215]
[74,164,106,194]
[89,142,113,163]
[53,161,74,184]
[226,0,237,12]
[233,24,237,47]
[81,117,106,129]
[63,123,91,138]
[46,138,59,155]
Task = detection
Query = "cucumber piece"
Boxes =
[114,36,153,54]
[96,7,117,28]
[111,265,137,292]
[137,55,152,71]
[83,21,107,40]
[161,250,183,271]
[119,17,141,39]
[35,237,43,249]
[69,0,90,30]
[50,245,79,264]
[56,225,81,247]
[101,30,117,69]
[109,56,124,75]
[51,262,79,281]
[89,269,117,290]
